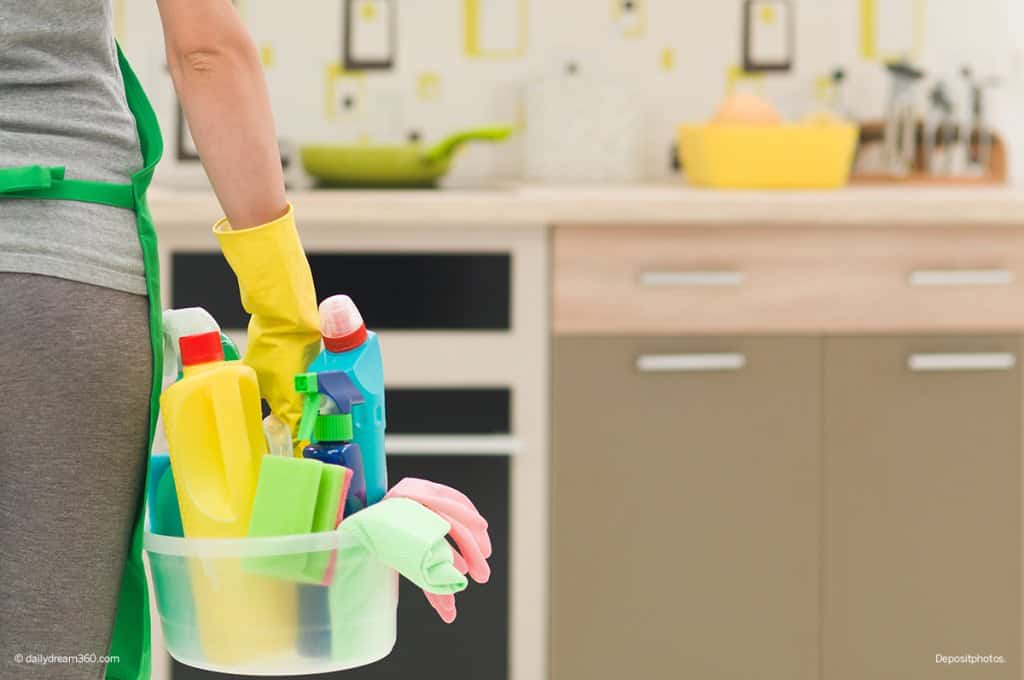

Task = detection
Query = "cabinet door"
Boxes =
[824,336,1021,680]
[551,337,822,680]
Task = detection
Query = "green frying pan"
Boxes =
[300,125,514,188]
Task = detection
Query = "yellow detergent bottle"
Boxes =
[160,330,296,666]
[161,330,265,537]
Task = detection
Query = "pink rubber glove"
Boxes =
[385,478,492,623]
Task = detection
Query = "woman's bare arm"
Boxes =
[155,0,286,229]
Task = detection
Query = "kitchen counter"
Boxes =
[149,184,1024,228]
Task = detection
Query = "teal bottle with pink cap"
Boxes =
[298,295,387,506]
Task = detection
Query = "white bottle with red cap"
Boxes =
[304,295,387,506]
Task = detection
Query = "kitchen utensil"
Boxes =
[924,82,956,175]
[300,126,513,188]
[679,122,859,189]
[883,61,925,176]
[962,66,1001,175]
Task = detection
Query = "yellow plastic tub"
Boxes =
[678,123,859,189]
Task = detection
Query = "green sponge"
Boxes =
[244,456,324,580]
[302,465,347,583]
[244,456,349,584]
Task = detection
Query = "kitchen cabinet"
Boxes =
[823,336,1021,680]
[551,336,822,680]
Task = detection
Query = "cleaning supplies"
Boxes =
[245,456,326,576]
[301,412,367,516]
[263,413,295,457]
[300,464,350,659]
[338,497,468,595]
[244,456,350,660]
[385,478,493,623]
[302,295,388,505]
[152,308,239,535]
[160,329,292,666]
[160,330,266,538]
[244,456,348,582]
[147,454,183,537]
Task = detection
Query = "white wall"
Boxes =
[118,0,1019,185]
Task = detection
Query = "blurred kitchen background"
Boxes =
[121,0,1023,188]
[134,1,1024,680]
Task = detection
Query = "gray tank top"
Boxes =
[0,0,147,295]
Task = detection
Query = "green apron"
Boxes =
[0,45,163,680]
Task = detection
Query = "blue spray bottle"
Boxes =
[299,295,387,505]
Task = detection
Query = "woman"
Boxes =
[0,2,315,678]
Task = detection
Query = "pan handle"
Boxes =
[421,125,515,164]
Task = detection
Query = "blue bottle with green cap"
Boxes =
[302,412,367,515]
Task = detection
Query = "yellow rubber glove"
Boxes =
[214,204,321,446]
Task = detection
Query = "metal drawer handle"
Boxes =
[386,435,522,456]
[640,270,745,287]
[637,353,747,373]
[908,269,1014,286]
[908,353,1017,372]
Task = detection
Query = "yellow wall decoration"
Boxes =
[860,0,925,62]
[660,47,676,72]
[417,73,442,101]
[725,64,765,94]
[464,0,528,59]
[260,45,275,68]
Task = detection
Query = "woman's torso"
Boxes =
[0,0,147,295]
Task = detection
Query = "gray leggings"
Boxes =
[0,272,152,679]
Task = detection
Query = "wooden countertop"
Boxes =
[149,183,1024,229]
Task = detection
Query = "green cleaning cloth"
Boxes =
[338,497,468,595]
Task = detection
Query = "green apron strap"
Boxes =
[0,164,135,209]
[105,41,165,680]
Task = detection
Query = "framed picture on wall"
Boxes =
[343,0,396,70]
[742,0,794,72]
